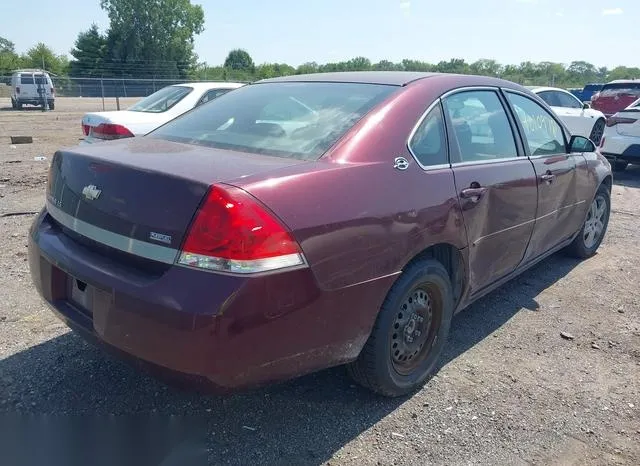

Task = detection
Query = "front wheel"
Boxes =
[347,259,454,397]
[566,185,611,259]
[589,118,605,146]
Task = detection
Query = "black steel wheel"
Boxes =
[347,258,454,397]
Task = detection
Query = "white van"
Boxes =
[10,69,55,110]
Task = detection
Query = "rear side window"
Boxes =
[537,91,558,107]
[555,91,582,109]
[442,90,518,163]
[409,103,448,167]
[20,74,34,85]
[129,86,193,113]
[506,93,566,156]
[197,88,231,107]
[150,82,397,160]
[600,83,640,97]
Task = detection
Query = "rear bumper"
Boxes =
[16,98,54,105]
[28,209,393,391]
[601,134,640,162]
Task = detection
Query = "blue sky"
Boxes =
[0,0,638,68]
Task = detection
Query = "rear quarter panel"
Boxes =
[234,79,469,292]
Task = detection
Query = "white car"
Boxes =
[599,97,640,172]
[81,81,245,143]
[529,86,606,145]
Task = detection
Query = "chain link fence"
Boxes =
[0,76,249,111]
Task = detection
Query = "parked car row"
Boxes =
[29,71,613,397]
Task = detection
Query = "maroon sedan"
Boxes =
[29,72,612,397]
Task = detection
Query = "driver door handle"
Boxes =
[460,186,488,200]
[540,172,555,183]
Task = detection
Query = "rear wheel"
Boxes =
[11,98,17,109]
[566,185,610,259]
[48,101,55,110]
[589,118,605,145]
[347,259,453,397]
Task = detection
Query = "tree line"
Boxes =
[1,0,638,89]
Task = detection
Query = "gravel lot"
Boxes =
[1,98,639,465]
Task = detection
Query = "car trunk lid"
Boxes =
[46,138,306,265]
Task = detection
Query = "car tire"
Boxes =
[612,160,628,172]
[48,101,55,110]
[347,258,454,397]
[589,118,605,146]
[566,184,611,259]
[11,98,17,109]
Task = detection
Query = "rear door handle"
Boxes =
[460,187,487,200]
[540,173,555,183]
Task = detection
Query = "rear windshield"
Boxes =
[129,85,193,113]
[600,82,640,97]
[19,74,34,84]
[149,82,397,160]
[19,73,50,85]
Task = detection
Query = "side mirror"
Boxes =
[582,102,591,109]
[569,135,596,153]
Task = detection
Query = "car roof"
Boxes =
[527,86,572,94]
[173,81,246,90]
[606,79,640,84]
[256,71,440,86]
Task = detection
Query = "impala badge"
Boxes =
[82,184,101,201]
[150,232,172,245]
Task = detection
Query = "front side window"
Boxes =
[409,103,448,167]
[442,90,518,163]
[129,85,193,113]
[150,82,396,160]
[506,92,566,156]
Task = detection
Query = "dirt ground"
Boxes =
[1,97,639,465]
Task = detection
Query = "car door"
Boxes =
[442,89,538,296]
[504,91,585,263]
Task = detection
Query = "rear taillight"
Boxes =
[178,185,305,274]
[82,124,90,136]
[15,87,20,94]
[606,116,637,127]
[92,123,134,140]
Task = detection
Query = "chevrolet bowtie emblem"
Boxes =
[82,184,102,201]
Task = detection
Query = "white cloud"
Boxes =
[400,1,411,9]
[555,10,564,17]
[602,8,623,16]
[516,0,538,4]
